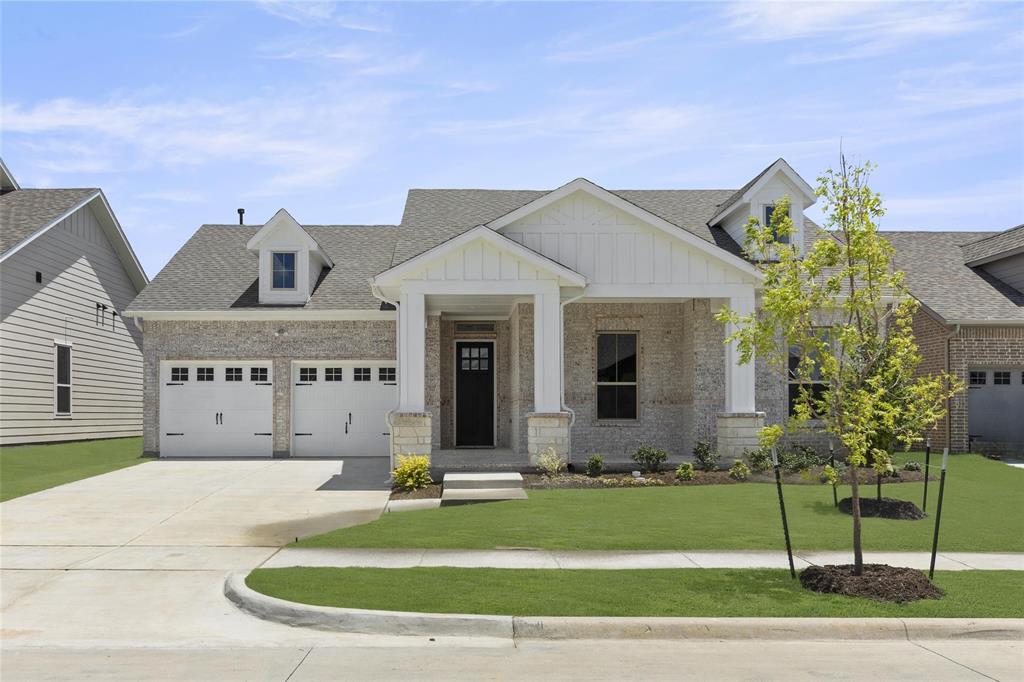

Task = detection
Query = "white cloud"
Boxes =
[258,1,391,33]
[546,24,695,63]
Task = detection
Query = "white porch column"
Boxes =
[533,287,562,413]
[398,290,426,412]
[723,293,756,414]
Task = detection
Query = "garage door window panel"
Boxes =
[299,367,317,382]
[197,367,214,382]
[225,367,242,382]
[250,367,268,382]
[354,367,371,381]
[171,367,189,382]
[325,368,343,381]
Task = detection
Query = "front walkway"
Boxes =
[263,547,1024,571]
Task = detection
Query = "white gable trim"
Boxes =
[372,224,587,288]
[0,190,149,291]
[0,157,20,190]
[709,159,815,226]
[487,177,763,281]
[245,208,334,267]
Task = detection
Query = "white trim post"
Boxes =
[724,293,756,414]
[398,290,426,413]
[533,287,562,413]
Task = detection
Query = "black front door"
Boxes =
[455,341,494,446]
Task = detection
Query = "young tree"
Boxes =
[716,156,961,576]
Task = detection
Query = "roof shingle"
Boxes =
[0,188,98,254]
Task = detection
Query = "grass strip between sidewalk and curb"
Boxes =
[0,437,144,502]
[296,454,1024,553]
[246,567,1024,619]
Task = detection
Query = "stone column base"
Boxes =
[716,412,765,461]
[390,412,433,466]
[527,412,571,465]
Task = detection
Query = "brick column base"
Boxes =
[716,412,765,461]
[527,412,571,465]
[390,412,432,466]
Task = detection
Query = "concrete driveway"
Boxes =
[0,459,390,648]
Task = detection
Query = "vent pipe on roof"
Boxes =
[237,208,245,225]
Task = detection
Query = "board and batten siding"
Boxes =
[0,202,144,444]
[499,192,754,286]
[982,252,1024,293]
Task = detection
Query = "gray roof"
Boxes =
[708,159,782,224]
[961,224,1024,264]
[394,186,744,264]
[884,231,1024,324]
[126,224,399,312]
[0,188,98,254]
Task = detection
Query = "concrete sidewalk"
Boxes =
[262,548,1024,571]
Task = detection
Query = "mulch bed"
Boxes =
[523,466,931,489]
[838,496,926,520]
[800,564,944,603]
[389,483,442,500]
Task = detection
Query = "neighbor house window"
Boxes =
[765,204,790,244]
[994,371,1010,385]
[596,333,637,420]
[271,252,296,290]
[354,367,371,382]
[225,367,242,382]
[325,367,343,381]
[969,371,986,386]
[788,337,828,416]
[250,367,268,382]
[379,367,396,383]
[55,344,72,415]
[197,367,214,382]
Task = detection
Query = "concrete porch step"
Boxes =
[440,487,529,505]
[442,472,524,490]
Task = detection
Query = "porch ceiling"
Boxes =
[427,293,522,316]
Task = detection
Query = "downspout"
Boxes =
[559,289,586,464]
[946,324,959,452]
[371,282,401,464]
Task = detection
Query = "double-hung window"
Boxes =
[55,344,72,416]
[765,204,790,244]
[788,334,829,416]
[596,333,637,420]
[271,252,296,290]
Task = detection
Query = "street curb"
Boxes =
[225,573,1023,641]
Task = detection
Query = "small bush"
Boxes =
[746,447,773,472]
[585,454,604,477]
[537,446,567,477]
[902,460,922,472]
[693,441,720,471]
[632,445,668,473]
[778,445,824,473]
[728,459,751,481]
[392,454,432,491]
[675,462,695,481]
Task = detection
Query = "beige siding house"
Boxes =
[0,159,148,445]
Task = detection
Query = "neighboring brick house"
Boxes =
[887,225,1024,455]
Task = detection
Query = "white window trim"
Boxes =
[271,251,298,291]
[54,342,72,417]
[595,331,639,422]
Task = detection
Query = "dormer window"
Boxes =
[271,252,296,290]
[765,204,790,244]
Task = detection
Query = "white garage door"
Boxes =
[160,362,274,458]
[292,362,397,458]
[967,368,1024,446]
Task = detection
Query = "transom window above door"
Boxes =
[271,252,296,290]
[596,333,637,420]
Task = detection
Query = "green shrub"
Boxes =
[585,454,604,477]
[675,462,695,481]
[537,447,567,477]
[693,441,720,471]
[778,445,824,473]
[392,454,433,491]
[745,447,773,472]
[631,445,668,473]
[902,460,922,472]
[728,459,751,481]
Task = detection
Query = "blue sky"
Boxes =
[2,1,1022,277]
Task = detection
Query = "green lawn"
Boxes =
[0,437,144,502]
[247,567,1024,618]
[297,453,1024,552]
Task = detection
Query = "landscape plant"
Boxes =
[693,441,720,471]
[391,454,433,491]
[631,445,668,473]
[675,462,695,481]
[585,454,604,477]
[537,447,567,477]
[745,447,773,472]
[728,460,751,481]
[716,156,961,576]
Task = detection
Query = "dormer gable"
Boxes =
[246,208,333,305]
[709,159,816,256]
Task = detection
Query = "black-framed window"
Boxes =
[969,371,986,386]
[788,336,828,416]
[171,367,189,382]
[250,367,268,382]
[379,367,396,383]
[271,251,296,290]
[55,344,72,415]
[994,371,1011,385]
[460,345,489,371]
[299,367,317,382]
[354,367,371,382]
[197,367,214,382]
[765,204,791,244]
[225,367,242,382]
[596,333,637,420]
[325,367,343,382]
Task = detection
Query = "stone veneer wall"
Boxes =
[140,319,395,456]
[425,316,441,450]
[949,325,1024,453]
[509,303,534,456]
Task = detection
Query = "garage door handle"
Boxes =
[254,432,272,436]
[348,412,352,424]
[165,432,184,436]
[295,382,312,386]
[256,382,272,386]
[345,423,348,434]
[165,382,183,386]
[294,433,312,436]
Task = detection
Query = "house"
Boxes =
[125,159,823,466]
[0,159,148,445]
[887,225,1024,455]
